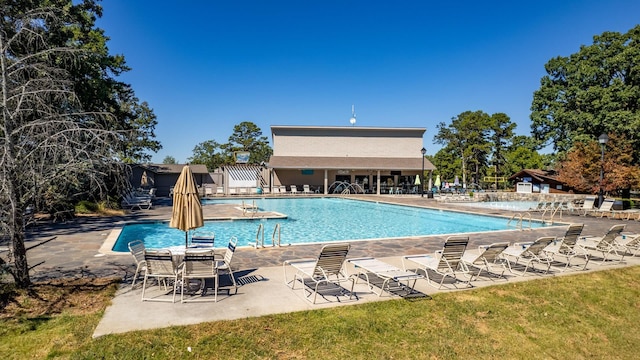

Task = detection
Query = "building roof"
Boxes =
[508,169,559,183]
[267,156,435,171]
[135,164,209,175]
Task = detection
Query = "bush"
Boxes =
[75,200,99,214]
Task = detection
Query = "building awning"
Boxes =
[267,156,435,171]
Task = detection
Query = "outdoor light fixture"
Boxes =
[598,133,608,207]
[421,147,426,197]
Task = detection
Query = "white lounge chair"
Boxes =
[290,185,298,195]
[590,198,615,218]
[461,242,510,280]
[501,237,555,276]
[402,236,471,289]
[347,257,423,297]
[121,193,152,210]
[545,223,590,271]
[577,224,627,265]
[303,184,312,194]
[283,243,354,303]
[578,196,597,216]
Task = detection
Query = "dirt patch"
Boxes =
[0,277,120,319]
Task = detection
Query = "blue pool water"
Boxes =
[112,198,548,252]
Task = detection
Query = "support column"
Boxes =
[324,169,328,195]
[376,170,381,195]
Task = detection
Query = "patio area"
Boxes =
[18,195,640,337]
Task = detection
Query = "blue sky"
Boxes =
[96,0,640,163]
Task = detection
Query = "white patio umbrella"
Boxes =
[169,165,204,247]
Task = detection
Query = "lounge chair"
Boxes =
[590,198,615,218]
[212,236,239,300]
[617,234,640,256]
[303,184,312,194]
[461,242,510,280]
[401,236,471,289]
[204,187,213,197]
[283,243,354,303]
[578,196,597,216]
[290,185,298,195]
[545,223,590,271]
[141,249,180,302]
[577,224,627,265]
[121,193,152,210]
[216,187,224,196]
[347,257,423,297]
[180,249,217,303]
[501,237,556,275]
[128,240,146,287]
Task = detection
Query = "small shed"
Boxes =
[508,169,570,194]
[130,164,211,197]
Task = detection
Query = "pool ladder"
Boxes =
[242,200,258,216]
[254,223,286,248]
[507,212,533,230]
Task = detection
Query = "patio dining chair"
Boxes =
[141,249,181,302]
[128,240,146,287]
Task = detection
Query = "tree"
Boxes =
[488,112,516,181]
[502,135,547,179]
[118,101,162,163]
[226,121,273,164]
[0,1,138,287]
[163,156,177,164]
[557,134,640,195]
[531,25,640,160]
[188,140,228,171]
[434,111,492,188]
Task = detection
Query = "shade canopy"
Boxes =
[169,165,204,246]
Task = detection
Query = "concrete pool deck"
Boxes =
[17,195,640,337]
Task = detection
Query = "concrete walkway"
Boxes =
[16,195,640,337]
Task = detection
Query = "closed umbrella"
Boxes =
[140,171,149,188]
[434,175,441,190]
[169,165,204,247]
[414,175,421,185]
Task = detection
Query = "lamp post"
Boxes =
[598,133,608,207]
[421,147,426,197]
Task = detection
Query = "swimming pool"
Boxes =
[111,198,549,252]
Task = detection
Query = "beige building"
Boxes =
[267,126,436,195]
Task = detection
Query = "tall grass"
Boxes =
[2,267,639,359]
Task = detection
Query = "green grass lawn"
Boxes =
[2,266,640,359]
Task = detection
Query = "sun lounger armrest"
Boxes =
[283,258,316,266]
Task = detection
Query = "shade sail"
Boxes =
[169,165,204,246]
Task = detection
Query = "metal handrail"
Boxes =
[254,223,265,248]
[272,223,281,247]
